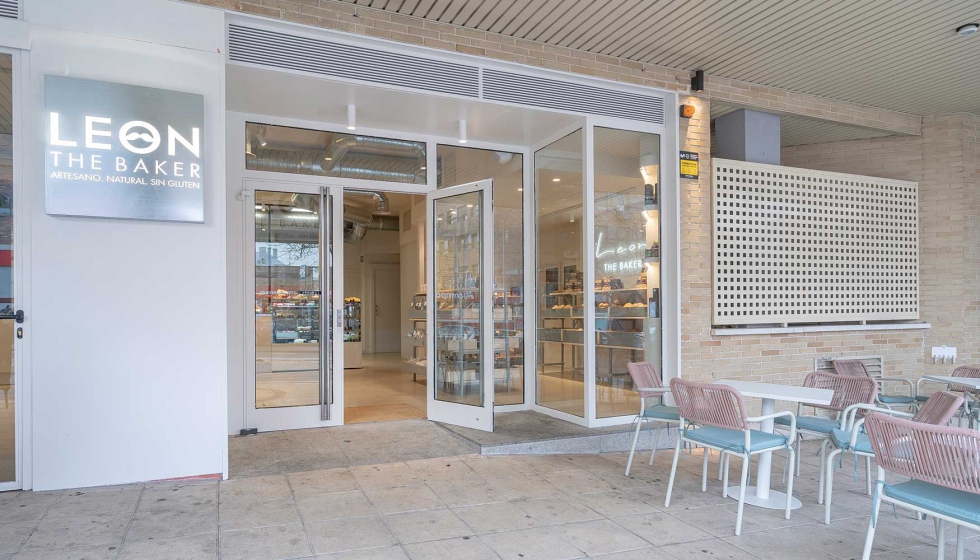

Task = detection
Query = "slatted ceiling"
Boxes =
[710,102,899,148]
[338,0,980,116]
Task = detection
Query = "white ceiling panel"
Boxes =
[338,0,980,116]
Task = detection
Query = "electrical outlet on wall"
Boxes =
[931,346,957,364]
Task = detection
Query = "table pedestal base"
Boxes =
[726,486,802,510]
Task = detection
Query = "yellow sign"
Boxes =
[679,151,699,179]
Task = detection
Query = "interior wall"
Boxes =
[343,229,399,354]
[25,0,227,489]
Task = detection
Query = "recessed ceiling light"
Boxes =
[466,204,474,208]
[552,177,560,182]
[957,23,979,36]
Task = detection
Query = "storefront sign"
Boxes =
[44,76,205,222]
[680,151,699,179]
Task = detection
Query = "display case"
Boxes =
[343,296,362,369]
[405,293,427,382]
[265,290,320,344]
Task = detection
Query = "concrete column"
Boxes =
[714,109,781,164]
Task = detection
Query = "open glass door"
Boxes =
[246,182,342,432]
[426,180,494,431]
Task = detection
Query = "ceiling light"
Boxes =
[517,188,523,192]
[458,119,467,144]
[957,23,979,37]
[552,177,560,182]
[420,165,426,170]
[291,208,313,213]
[466,204,473,208]
[256,125,268,147]
[347,104,356,130]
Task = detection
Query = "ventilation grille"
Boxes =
[815,356,883,377]
[0,0,17,19]
[228,24,479,98]
[482,69,665,124]
[712,158,919,326]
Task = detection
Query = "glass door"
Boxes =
[426,180,494,431]
[0,52,17,488]
[246,182,342,431]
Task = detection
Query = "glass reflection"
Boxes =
[0,54,13,482]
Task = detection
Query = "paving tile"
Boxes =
[560,454,623,471]
[382,509,473,544]
[514,456,583,474]
[305,516,397,555]
[118,532,218,560]
[659,538,761,560]
[349,464,423,489]
[572,491,660,518]
[404,458,483,485]
[549,519,650,556]
[539,469,614,495]
[589,548,676,560]
[221,476,292,506]
[287,469,359,499]
[721,524,855,560]
[220,523,312,560]
[21,514,130,551]
[479,527,585,560]
[457,456,532,479]
[452,502,541,534]
[296,490,376,523]
[401,536,498,560]
[611,513,713,546]
[10,544,119,560]
[140,482,218,512]
[364,485,446,515]
[126,504,217,542]
[0,492,60,525]
[219,498,302,531]
[666,503,815,538]
[0,521,37,554]
[317,545,410,559]
[512,496,602,526]
[426,480,504,508]
[45,487,142,519]
[483,475,566,501]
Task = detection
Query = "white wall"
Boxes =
[25,0,226,489]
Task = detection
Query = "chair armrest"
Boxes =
[878,378,916,397]
[915,377,948,395]
[840,403,913,430]
[747,411,796,444]
[635,387,670,394]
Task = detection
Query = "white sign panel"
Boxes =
[44,76,205,222]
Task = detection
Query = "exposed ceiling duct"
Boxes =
[248,134,425,184]
[343,189,389,214]
[342,204,398,244]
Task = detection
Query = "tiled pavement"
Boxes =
[1,441,978,560]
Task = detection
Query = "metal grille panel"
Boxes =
[482,69,665,124]
[815,356,883,377]
[0,0,17,19]
[712,158,918,326]
[228,24,480,98]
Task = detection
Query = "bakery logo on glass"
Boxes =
[44,76,206,223]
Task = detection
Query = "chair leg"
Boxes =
[649,424,661,466]
[865,456,872,496]
[785,446,796,520]
[825,448,842,525]
[722,453,730,498]
[860,490,882,560]
[796,437,802,477]
[702,447,709,492]
[664,436,682,508]
[937,519,946,560]
[818,439,829,504]
[956,524,965,560]
[625,418,643,476]
[735,454,750,536]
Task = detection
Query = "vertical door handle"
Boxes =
[336,309,342,328]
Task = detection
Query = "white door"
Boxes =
[245,181,344,431]
[371,264,401,353]
[426,180,495,432]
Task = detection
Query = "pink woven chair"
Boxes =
[916,365,980,427]
[772,372,877,503]
[624,362,679,475]
[823,391,965,525]
[665,378,797,535]
[833,359,917,411]
[859,412,980,560]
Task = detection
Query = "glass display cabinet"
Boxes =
[343,296,362,369]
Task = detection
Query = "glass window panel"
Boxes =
[246,123,426,185]
[254,191,321,408]
[437,146,524,405]
[433,192,484,406]
[0,54,13,482]
[535,130,585,418]
[593,127,661,419]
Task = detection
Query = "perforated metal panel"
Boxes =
[482,69,665,124]
[712,159,918,326]
[0,0,18,19]
[228,24,480,98]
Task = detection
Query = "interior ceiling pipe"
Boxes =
[249,135,424,182]
[343,189,389,214]
[341,204,399,244]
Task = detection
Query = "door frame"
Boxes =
[242,178,345,431]
[426,179,495,432]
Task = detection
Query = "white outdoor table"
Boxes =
[715,379,834,510]
[921,375,980,419]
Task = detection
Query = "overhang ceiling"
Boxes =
[711,102,899,147]
[339,0,980,116]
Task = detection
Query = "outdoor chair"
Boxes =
[624,362,679,475]
[833,359,918,411]
[773,372,877,503]
[860,411,980,560]
[665,378,797,536]
[823,391,964,525]
[916,365,980,428]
